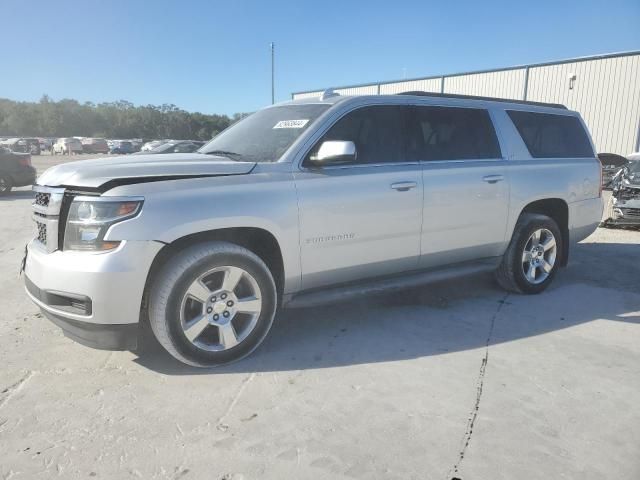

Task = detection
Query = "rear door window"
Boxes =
[406,106,501,161]
[507,110,594,158]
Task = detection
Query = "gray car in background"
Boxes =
[24,91,603,367]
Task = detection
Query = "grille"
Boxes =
[36,221,47,244]
[32,187,65,253]
[618,188,640,201]
[35,192,51,207]
[620,208,640,218]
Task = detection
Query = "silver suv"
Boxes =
[24,92,603,367]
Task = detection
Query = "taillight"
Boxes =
[19,155,32,167]
[598,161,603,197]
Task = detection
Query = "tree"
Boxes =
[0,96,237,140]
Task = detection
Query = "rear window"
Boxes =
[507,110,594,158]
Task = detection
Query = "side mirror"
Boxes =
[309,140,356,166]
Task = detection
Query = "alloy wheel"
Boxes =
[521,228,557,285]
[179,266,262,351]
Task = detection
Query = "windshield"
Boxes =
[199,104,330,162]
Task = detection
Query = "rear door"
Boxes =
[294,105,423,290]
[406,104,509,267]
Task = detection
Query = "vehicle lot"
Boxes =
[1,155,639,479]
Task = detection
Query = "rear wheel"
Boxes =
[148,242,277,367]
[0,176,12,195]
[496,213,562,294]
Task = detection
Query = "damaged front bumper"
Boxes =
[604,186,640,226]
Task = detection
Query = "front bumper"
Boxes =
[24,239,163,349]
[607,207,640,225]
[40,309,139,350]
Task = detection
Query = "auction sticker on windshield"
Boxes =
[273,119,309,129]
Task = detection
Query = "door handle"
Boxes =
[482,175,504,184]
[390,181,417,191]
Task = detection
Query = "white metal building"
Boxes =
[292,51,640,155]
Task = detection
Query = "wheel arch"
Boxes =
[141,227,286,317]
[519,198,569,266]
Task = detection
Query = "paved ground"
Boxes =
[0,155,638,479]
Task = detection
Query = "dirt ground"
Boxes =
[0,155,638,479]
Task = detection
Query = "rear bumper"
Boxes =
[83,147,109,154]
[569,197,603,243]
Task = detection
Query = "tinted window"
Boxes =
[507,110,594,158]
[406,106,501,161]
[307,105,405,165]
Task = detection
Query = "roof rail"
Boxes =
[397,91,567,110]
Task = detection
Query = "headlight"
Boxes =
[64,196,143,251]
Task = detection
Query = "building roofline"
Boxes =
[291,50,640,96]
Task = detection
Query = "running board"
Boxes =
[283,259,500,309]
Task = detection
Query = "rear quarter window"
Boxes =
[507,110,594,158]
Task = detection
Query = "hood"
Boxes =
[619,162,640,187]
[36,153,256,190]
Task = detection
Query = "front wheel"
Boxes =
[496,213,562,294]
[148,242,277,367]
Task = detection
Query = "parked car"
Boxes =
[53,138,83,155]
[0,146,36,194]
[108,140,135,154]
[38,138,53,152]
[23,138,41,155]
[130,139,143,152]
[24,91,603,367]
[598,153,628,189]
[9,138,41,155]
[604,152,640,226]
[82,138,110,154]
[141,140,168,152]
[0,138,29,153]
[135,140,203,154]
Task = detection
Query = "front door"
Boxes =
[294,105,423,290]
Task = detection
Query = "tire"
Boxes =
[496,213,562,294]
[148,241,277,367]
[0,176,12,195]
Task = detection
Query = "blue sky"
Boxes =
[2,0,638,115]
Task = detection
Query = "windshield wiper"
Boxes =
[202,150,244,160]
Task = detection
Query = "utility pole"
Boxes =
[270,42,275,105]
